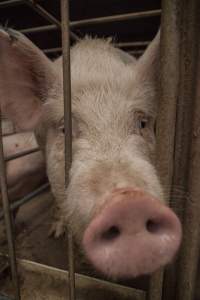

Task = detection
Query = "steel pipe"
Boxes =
[116,41,150,48]
[147,1,182,300]
[0,182,50,221]
[0,112,21,300]
[43,47,62,54]
[24,0,79,41]
[61,0,76,299]
[5,147,39,162]
[70,9,161,28]
[21,24,58,34]
[0,0,24,7]
[174,1,200,299]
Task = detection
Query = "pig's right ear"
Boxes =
[0,28,59,130]
[134,30,160,86]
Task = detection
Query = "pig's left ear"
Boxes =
[0,28,59,130]
[134,30,160,86]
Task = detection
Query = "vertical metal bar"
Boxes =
[147,1,181,300]
[0,112,21,300]
[175,1,200,299]
[61,0,75,300]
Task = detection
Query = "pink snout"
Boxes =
[83,188,182,279]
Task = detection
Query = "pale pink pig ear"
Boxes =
[134,30,160,85]
[0,28,58,130]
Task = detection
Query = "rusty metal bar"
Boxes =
[5,147,39,162]
[174,1,200,300]
[70,9,161,28]
[61,0,75,299]
[0,112,20,300]
[147,1,182,300]
[24,0,79,41]
[0,182,50,221]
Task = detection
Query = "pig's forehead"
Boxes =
[70,38,136,86]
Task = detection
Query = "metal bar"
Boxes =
[2,132,17,137]
[1,257,145,300]
[0,295,14,300]
[43,47,62,54]
[162,1,199,300]
[24,0,79,41]
[0,112,20,300]
[61,0,75,299]
[116,41,150,48]
[0,0,24,7]
[5,147,39,162]
[44,48,145,55]
[0,182,50,221]
[175,1,200,300]
[70,9,161,28]
[127,50,144,56]
[148,1,182,300]
[21,24,57,34]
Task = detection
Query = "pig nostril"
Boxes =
[146,219,162,234]
[101,226,121,241]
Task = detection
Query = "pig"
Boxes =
[0,28,182,279]
[2,131,46,203]
[0,126,47,243]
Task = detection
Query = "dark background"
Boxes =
[0,0,161,58]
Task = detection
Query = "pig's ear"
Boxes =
[134,30,160,85]
[0,28,58,130]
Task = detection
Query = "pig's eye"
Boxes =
[59,125,65,134]
[138,119,147,129]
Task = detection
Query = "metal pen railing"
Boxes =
[0,112,21,299]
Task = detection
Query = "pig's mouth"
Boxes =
[82,188,182,279]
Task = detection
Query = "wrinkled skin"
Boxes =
[0,28,182,279]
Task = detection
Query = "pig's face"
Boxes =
[0,29,182,279]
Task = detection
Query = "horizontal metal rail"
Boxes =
[128,50,144,56]
[70,9,161,28]
[24,0,79,41]
[18,12,161,35]
[0,0,24,7]
[5,147,40,162]
[20,24,58,34]
[0,256,146,300]
[44,49,144,57]
[0,182,50,221]
[116,41,150,48]
[43,42,149,54]
[43,47,62,54]
[0,295,14,300]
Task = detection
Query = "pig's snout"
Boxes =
[83,189,182,278]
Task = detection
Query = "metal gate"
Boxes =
[0,0,200,300]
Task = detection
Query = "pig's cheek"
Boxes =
[46,142,65,202]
